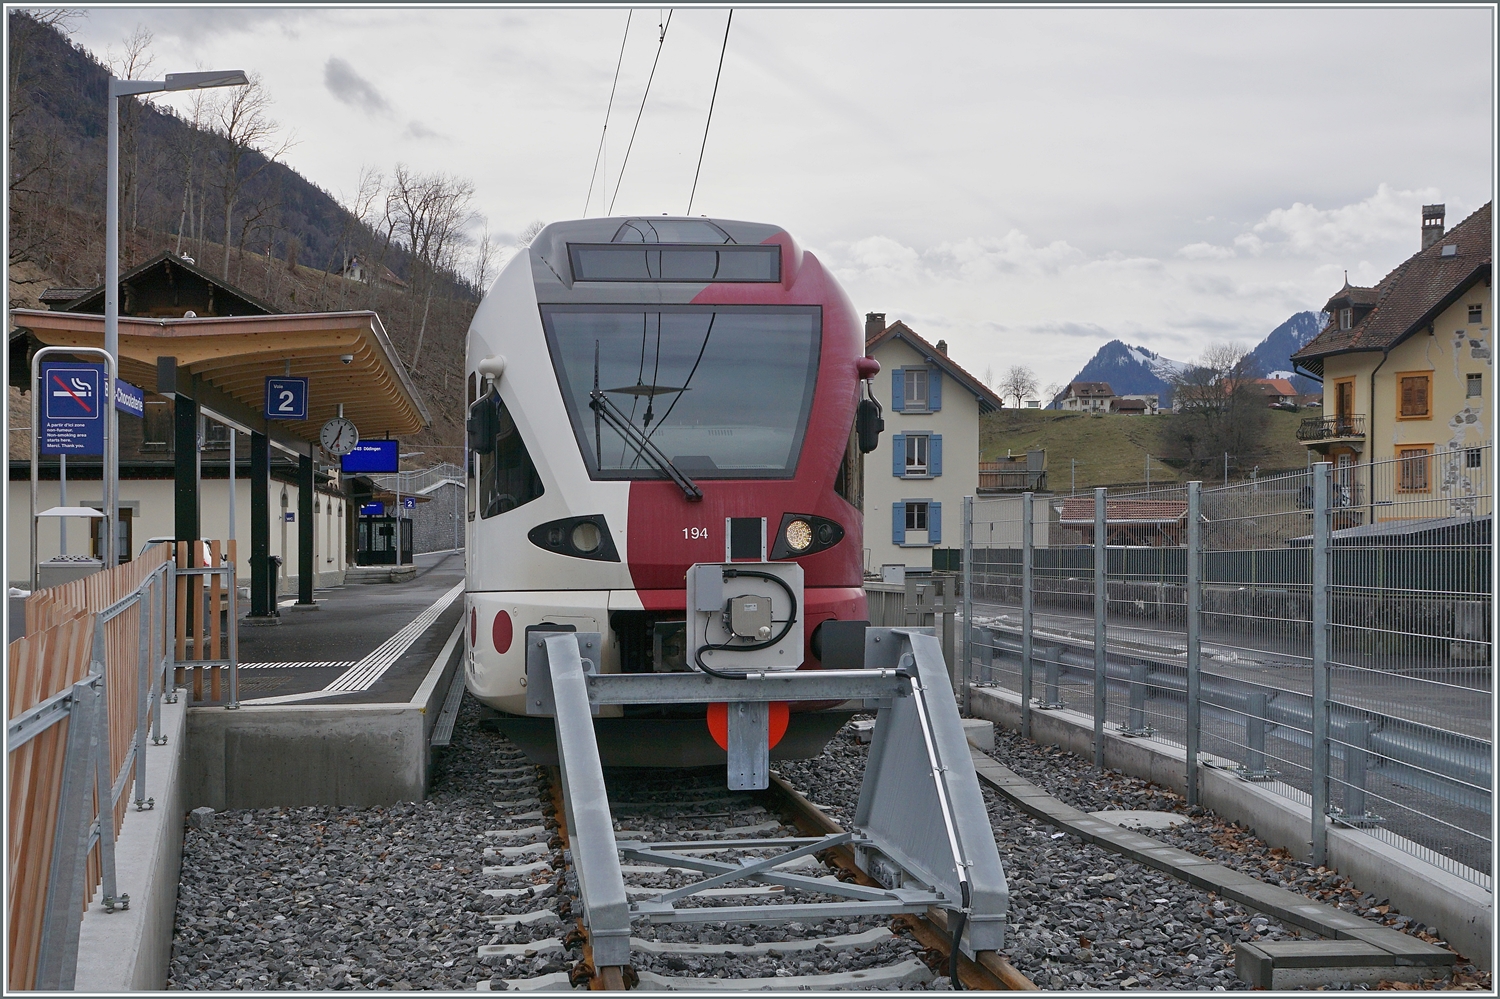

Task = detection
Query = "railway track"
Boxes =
[472,735,1034,992]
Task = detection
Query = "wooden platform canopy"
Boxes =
[9,308,430,453]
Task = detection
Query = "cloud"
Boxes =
[1178,242,1236,260]
[323,57,392,115]
[403,120,443,140]
[827,229,1086,285]
[1233,183,1443,257]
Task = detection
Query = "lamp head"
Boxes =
[165,70,249,91]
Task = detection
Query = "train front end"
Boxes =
[463,216,873,764]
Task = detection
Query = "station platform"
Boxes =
[235,550,465,705]
[185,551,468,811]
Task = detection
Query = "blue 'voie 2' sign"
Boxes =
[265,376,308,420]
[39,362,105,455]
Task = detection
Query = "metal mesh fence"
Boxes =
[961,452,1492,890]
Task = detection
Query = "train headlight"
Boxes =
[571,522,602,553]
[784,519,813,552]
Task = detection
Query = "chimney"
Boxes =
[864,312,886,340]
[1422,204,1446,250]
[935,339,948,356]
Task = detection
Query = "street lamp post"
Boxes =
[107,70,246,567]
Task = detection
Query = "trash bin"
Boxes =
[267,554,283,603]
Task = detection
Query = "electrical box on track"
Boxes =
[686,562,804,672]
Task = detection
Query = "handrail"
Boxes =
[1297,414,1366,441]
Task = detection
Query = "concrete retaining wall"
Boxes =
[74,693,187,991]
[969,686,1493,968]
[185,637,460,810]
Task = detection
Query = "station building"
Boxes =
[8,252,429,602]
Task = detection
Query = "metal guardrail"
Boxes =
[7,544,236,989]
[958,451,1493,889]
[369,462,466,496]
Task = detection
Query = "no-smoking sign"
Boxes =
[39,362,105,455]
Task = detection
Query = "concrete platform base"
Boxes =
[73,693,187,991]
[185,629,460,809]
[1236,940,1452,989]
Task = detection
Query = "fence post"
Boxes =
[133,588,151,810]
[1185,481,1202,805]
[1311,461,1332,866]
[151,568,167,745]
[1021,491,1034,740]
[34,678,101,989]
[1093,486,1107,771]
[1241,691,1271,779]
[1344,720,1370,820]
[961,496,974,714]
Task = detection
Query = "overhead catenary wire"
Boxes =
[583,10,632,218]
[609,8,673,215]
[686,9,732,216]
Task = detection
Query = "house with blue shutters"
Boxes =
[862,314,1005,573]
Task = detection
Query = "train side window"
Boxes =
[475,393,544,518]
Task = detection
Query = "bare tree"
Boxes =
[1161,341,1268,471]
[1000,364,1038,409]
[387,164,476,368]
[518,219,545,246]
[107,25,155,254]
[470,222,498,295]
[209,74,295,279]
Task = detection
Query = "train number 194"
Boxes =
[682,527,709,540]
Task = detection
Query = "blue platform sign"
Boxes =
[341,440,399,473]
[265,376,308,420]
[39,362,105,455]
[360,501,385,516]
[403,496,416,510]
[115,379,144,418]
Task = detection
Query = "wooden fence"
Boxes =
[6,541,236,989]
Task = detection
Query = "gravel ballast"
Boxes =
[170,700,1488,990]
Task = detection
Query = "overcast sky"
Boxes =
[64,6,1495,392]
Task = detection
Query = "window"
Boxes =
[474,392,544,518]
[1334,379,1355,421]
[1468,373,1483,398]
[569,244,780,283]
[905,502,928,531]
[1397,373,1431,419]
[904,368,928,411]
[1466,447,1484,469]
[542,305,820,480]
[1339,307,1353,330]
[1470,304,1484,324]
[905,433,929,475]
[1397,446,1431,492]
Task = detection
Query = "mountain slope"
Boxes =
[1245,311,1326,392]
[1059,311,1329,406]
[1065,340,1185,406]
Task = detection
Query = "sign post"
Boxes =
[31,348,117,584]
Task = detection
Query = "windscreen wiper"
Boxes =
[589,390,703,502]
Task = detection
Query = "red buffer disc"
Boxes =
[707,701,790,751]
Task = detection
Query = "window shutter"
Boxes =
[930,434,943,477]
[1415,376,1428,415]
[928,368,942,411]
[1400,377,1415,416]
[928,501,942,544]
[892,369,905,412]
[892,503,906,545]
[892,434,906,477]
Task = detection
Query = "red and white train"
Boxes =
[462,216,881,763]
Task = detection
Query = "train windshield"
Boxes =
[542,305,821,480]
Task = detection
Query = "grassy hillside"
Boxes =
[979,408,1314,491]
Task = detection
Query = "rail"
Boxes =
[6,540,237,989]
